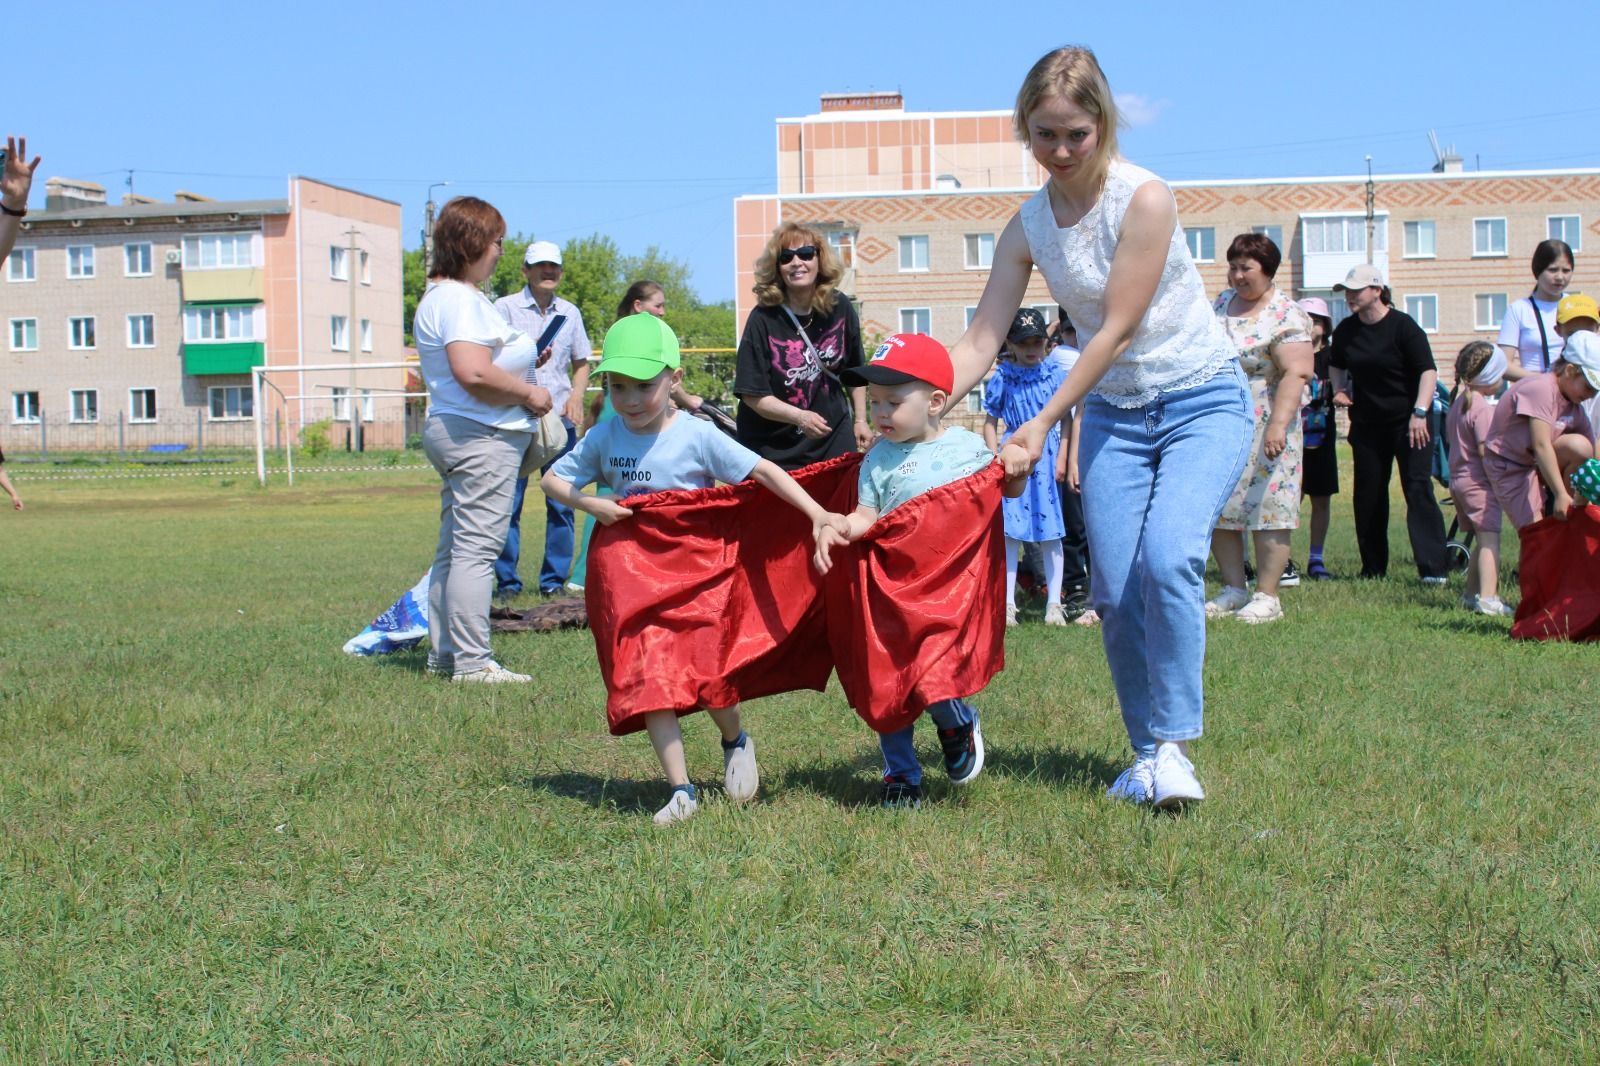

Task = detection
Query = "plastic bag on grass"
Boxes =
[344,572,430,655]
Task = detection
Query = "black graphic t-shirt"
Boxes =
[733,299,864,470]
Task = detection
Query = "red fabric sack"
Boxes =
[586,454,858,735]
[1511,503,1600,642]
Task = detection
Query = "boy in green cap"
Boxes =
[542,313,847,824]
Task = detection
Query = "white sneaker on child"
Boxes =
[1204,586,1251,618]
[1474,595,1515,617]
[1105,755,1156,804]
[1152,742,1205,809]
[723,734,759,802]
[653,788,699,825]
[1043,603,1068,626]
[1005,604,1019,627]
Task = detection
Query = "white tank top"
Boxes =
[1021,160,1235,408]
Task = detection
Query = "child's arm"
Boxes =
[1527,417,1575,519]
[1053,410,1072,484]
[814,503,879,574]
[540,470,635,525]
[982,415,1000,453]
[748,459,848,534]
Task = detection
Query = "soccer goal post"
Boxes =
[252,361,426,486]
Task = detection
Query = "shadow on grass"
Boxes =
[770,743,1124,808]
[984,744,1122,790]
[511,770,660,815]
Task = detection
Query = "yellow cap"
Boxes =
[1557,292,1600,325]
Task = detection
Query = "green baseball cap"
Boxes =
[595,313,681,380]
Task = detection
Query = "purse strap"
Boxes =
[1528,290,1550,369]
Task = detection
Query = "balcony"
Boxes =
[184,341,264,376]
[181,267,264,304]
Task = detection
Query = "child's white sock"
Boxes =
[1005,537,1020,608]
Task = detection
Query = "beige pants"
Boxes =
[423,413,531,674]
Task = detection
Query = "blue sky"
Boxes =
[13,1,1596,303]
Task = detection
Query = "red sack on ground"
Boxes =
[1511,503,1600,642]
[586,454,858,735]
[823,463,1007,733]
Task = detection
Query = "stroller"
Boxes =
[1429,381,1475,574]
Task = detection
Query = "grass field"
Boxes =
[2,468,1597,1063]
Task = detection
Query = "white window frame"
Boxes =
[359,250,371,285]
[963,233,995,270]
[898,235,929,272]
[1031,304,1057,324]
[1473,217,1508,258]
[68,316,97,350]
[1474,293,1508,331]
[1251,224,1284,250]
[124,242,154,277]
[69,388,99,424]
[1301,214,1388,255]
[331,386,375,423]
[330,245,349,280]
[331,315,350,352]
[129,387,158,424]
[8,317,38,352]
[126,313,156,348]
[66,244,96,279]
[825,230,856,268]
[207,385,254,421]
[12,391,40,424]
[1548,214,1582,252]
[898,307,931,334]
[181,232,261,270]
[1403,294,1439,334]
[6,246,34,282]
[183,305,262,343]
[360,318,373,353]
[1183,227,1216,263]
[1403,220,1437,259]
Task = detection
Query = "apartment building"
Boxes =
[734,94,1600,385]
[1,175,403,453]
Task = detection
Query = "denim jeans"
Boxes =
[879,698,977,785]
[494,418,577,595]
[1079,364,1251,757]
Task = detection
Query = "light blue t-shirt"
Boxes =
[858,426,994,515]
[550,412,761,497]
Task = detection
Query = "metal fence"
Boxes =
[0,409,426,462]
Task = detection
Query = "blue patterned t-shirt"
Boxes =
[858,426,995,515]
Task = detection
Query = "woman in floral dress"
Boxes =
[1204,233,1314,623]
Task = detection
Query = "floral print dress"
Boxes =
[1213,288,1313,530]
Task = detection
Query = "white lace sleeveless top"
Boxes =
[1021,160,1236,408]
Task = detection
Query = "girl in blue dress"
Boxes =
[983,309,1070,624]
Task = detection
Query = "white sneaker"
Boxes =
[1152,742,1204,809]
[1043,603,1068,626]
[1204,585,1250,618]
[1105,755,1156,804]
[1234,592,1283,624]
[1475,595,1515,617]
[1005,604,1019,627]
[723,734,759,802]
[653,788,699,825]
[1073,608,1101,626]
[450,661,532,684]
[1421,575,1448,587]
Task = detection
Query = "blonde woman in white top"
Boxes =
[947,47,1252,808]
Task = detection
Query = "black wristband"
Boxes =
[0,203,24,218]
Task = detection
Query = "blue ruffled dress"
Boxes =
[983,359,1067,542]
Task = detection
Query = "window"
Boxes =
[9,318,37,351]
[1403,220,1436,259]
[183,305,261,342]
[1031,304,1057,324]
[898,235,929,272]
[6,247,34,281]
[331,387,374,423]
[70,389,99,423]
[1475,293,1508,331]
[330,245,349,280]
[964,306,979,327]
[360,318,373,353]
[130,388,157,423]
[360,250,371,285]
[127,314,156,348]
[963,233,995,269]
[68,316,96,349]
[331,315,349,351]
[898,307,931,334]
[1404,294,1439,333]
[825,230,856,268]
[1251,224,1284,250]
[1549,215,1582,252]
[182,233,258,269]
[1183,227,1216,262]
[124,242,153,276]
[12,391,40,424]
[1473,218,1507,257]
[1303,215,1386,254]
[67,244,95,278]
[207,385,253,420]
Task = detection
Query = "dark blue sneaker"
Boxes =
[880,774,922,808]
[938,715,985,786]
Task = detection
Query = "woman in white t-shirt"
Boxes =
[1498,239,1574,379]
[413,197,553,683]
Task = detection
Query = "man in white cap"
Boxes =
[492,240,592,596]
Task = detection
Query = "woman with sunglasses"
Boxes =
[733,222,870,469]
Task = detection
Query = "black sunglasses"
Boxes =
[778,245,817,265]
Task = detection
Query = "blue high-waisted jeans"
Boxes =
[1079,363,1251,757]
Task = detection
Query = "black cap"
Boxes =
[1008,307,1049,343]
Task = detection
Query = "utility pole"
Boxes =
[346,225,363,452]
[1364,155,1376,266]
[425,181,451,273]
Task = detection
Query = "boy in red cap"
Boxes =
[816,333,1023,806]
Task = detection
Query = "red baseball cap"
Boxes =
[841,333,954,393]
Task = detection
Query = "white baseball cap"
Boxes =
[523,240,562,266]
[1560,330,1600,390]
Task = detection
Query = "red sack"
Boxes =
[823,463,1007,733]
[1510,503,1600,642]
[586,454,858,735]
